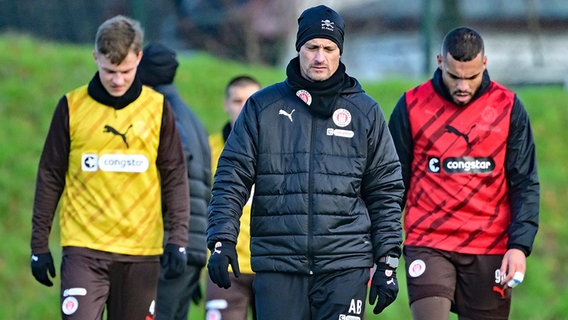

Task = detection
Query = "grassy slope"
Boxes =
[0,33,567,319]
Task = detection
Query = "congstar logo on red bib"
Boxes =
[428,156,495,174]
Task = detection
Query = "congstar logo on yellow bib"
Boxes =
[81,154,149,172]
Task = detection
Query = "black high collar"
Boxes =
[87,72,143,110]
[285,57,351,118]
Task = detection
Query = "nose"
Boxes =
[456,79,469,91]
[314,48,326,62]
[112,73,125,85]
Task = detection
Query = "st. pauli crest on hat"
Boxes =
[321,19,335,31]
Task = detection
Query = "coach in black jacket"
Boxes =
[207,5,404,320]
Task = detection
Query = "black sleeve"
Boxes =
[362,101,405,260]
[207,96,258,249]
[388,94,413,207]
[31,96,70,253]
[505,96,540,256]
[157,100,190,247]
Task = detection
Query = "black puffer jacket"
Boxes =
[157,83,211,267]
[138,42,212,267]
[208,72,404,274]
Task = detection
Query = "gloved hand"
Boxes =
[31,252,56,287]
[369,262,399,314]
[161,243,187,279]
[191,282,203,305]
[207,241,240,289]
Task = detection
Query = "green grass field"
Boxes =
[1,33,567,319]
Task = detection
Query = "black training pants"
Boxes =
[254,268,369,320]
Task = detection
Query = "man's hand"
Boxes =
[161,244,187,279]
[369,262,399,314]
[207,242,240,289]
[499,248,526,287]
[31,252,56,287]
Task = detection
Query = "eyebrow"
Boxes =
[102,66,135,73]
[305,42,338,50]
[446,70,481,80]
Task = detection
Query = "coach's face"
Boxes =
[438,52,486,105]
[298,38,340,82]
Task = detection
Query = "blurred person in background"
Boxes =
[205,75,261,320]
[206,5,404,320]
[388,26,540,320]
[30,15,189,319]
[138,42,212,320]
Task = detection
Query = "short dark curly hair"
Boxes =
[441,27,484,62]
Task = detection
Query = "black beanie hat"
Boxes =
[295,5,345,54]
[138,42,179,86]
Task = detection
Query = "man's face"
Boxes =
[298,38,340,82]
[224,84,260,126]
[94,50,142,97]
[438,52,487,105]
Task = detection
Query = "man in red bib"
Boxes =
[388,27,540,320]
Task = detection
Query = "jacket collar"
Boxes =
[285,57,353,118]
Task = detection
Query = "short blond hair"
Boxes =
[95,15,144,64]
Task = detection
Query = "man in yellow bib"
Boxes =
[30,15,190,320]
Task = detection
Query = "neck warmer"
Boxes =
[285,57,350,118]
[88,72,143,110]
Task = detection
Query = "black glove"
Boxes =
[191,282,203,305]
[369,262,399,314]
[161,244,187,279]
[31,252,56,287]
[207,241,240,289]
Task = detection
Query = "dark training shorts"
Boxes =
[404,245,512,319]
[60,248,160,320]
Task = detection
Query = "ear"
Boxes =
[436,53,443,67]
